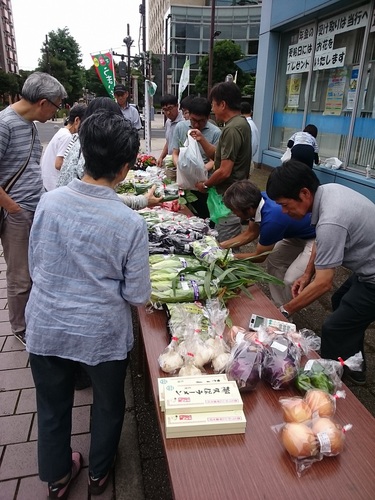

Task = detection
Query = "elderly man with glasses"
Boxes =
[156,94,183,167]
[0,71,67,346]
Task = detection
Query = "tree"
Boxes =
[0,70,20,106]
[38,27,85,104]
[194,39,251,96]
[84,66,110,98]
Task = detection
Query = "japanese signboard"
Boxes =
[91,52,115,99]
[286,4,371,74]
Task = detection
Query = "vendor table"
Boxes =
[137,286,375,500]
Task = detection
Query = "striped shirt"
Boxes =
[0,106,43,210]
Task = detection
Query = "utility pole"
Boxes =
[45,34,51,74]
[208,0,216,95]
[141,0,146,54]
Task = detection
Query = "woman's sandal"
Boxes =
[48,451,83,499]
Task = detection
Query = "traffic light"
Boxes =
[118,61,127,78]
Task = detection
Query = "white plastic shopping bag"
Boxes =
[177,131,207,190]
[280,147,292,163]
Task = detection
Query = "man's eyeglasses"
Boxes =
[162,105,176,112]
[45,98,62,110]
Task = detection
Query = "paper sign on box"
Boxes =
[158,374,228,411]
[164,381,243,414]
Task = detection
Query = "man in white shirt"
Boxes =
[40,104,86,190]
[240,102,259,166]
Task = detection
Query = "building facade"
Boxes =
[0,0,18,73]
[254,0,375,199]
[148,1,262,98]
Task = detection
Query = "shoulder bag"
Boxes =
[0,125,36,234]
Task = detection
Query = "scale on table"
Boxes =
[249,314,297,333]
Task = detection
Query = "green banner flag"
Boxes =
[91,52,115,98]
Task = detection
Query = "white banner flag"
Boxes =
[178,57,190,103]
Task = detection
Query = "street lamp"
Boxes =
[208,0,221,95]
[123,24,134,86]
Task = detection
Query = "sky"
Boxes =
[12,0,144,71]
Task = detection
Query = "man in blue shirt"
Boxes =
[222,179,315,306]
[26,111,150,498]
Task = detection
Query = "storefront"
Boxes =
[254,0,375,200]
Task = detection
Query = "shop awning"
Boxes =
[234,56,258,74]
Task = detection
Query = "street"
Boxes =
[36,118,165,145]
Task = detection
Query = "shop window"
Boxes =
[271,4,373,176]
[348,31,375,175]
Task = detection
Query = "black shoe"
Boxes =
[343,366,366,386]
[13,331,26,346]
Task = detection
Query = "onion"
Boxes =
[281,422,319,458]
[179,364,202,376]
[304,389,335,417]
[212,352,230,373]
[158,349,184,374]
[312,417,345,455]
[280,397,312,423]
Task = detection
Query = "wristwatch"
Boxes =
[279,305,290,319]
[203,183,209,190]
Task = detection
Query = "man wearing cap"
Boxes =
[114,84,142,129]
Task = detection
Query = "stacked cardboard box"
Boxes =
[158,375,246,438]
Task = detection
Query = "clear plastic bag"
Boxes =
[261,334,301,390]
[226,340,262,391]
[158,336,184,374]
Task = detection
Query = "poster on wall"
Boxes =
[324,69,347,115]
[347,67,359,110]
[286,74,302,108]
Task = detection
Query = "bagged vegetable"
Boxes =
[303,388,346,417]
[296,358,341,394]
[191,235,233,265]
[158,337,184,374]
[273,412,352,476]
[261,334,301,390]
[226,340,262,391]
[279,396,312,423]
[179,351,203,377]
[311,416,352,456]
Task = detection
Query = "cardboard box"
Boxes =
[164,380,243,414]
[158,374,228,411]
[165,410,246,438]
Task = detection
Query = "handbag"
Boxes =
[0,125,36,234]
[206,187,231,224]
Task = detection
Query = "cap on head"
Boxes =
[114,84,128,94]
